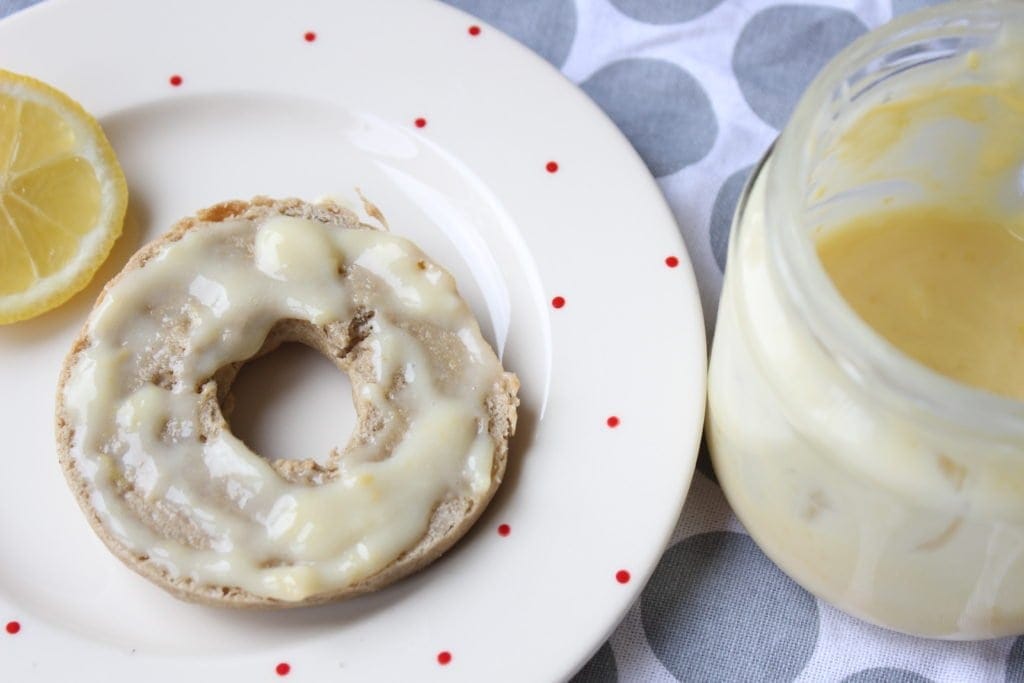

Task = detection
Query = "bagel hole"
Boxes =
[227,343,355,468]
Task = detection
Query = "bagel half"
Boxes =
[56,197,519,607]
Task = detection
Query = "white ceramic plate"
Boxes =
[0,0,705,680]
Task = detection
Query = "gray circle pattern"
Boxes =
[0,0,40,12]
[581,58,717,177]
[442,0,577,68]
[733,5,867,129]
[570,641,618,683]
[610,0,726,24]
[710,165,752,272]
[892,0,947,16]
[640,531,819,681]
[843,667,934,683]
[1007,637,1024,683]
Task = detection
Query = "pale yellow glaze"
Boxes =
[62,213,506,602]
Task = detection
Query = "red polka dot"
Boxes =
[437,651,452,665]
[551,296,565,309]
[304,31,317,42]
[468,25,481,36]
[169,75,183,87]
[546,161,559,173]
[5,621,19,635]
[414,117,427,128]
[276,662,291,676]
[497,523,511,536]
[607,416,620,428]
[665,256,680,268]
[616,570,631,584]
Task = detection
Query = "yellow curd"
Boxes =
[817,77,1024,399]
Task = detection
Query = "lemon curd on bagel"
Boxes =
[56,197,519,606]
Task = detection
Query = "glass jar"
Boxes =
[707,0,1024,639]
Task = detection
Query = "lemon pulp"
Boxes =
[0,70,127,323]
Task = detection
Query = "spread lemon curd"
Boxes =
[707,4,1024,640]
[62,212,508,602]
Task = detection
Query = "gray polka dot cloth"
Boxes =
[1,0,1020,680]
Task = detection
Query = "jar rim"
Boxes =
[763,0,1024,438]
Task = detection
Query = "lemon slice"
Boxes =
[0,69,127,324]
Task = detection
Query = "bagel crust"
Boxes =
[55,197,519,607]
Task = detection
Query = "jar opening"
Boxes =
[762,0,1024,437]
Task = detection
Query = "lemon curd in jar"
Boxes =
[707,2,1024,639]
[818,205,1024,401]
[814,60,1024,401]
